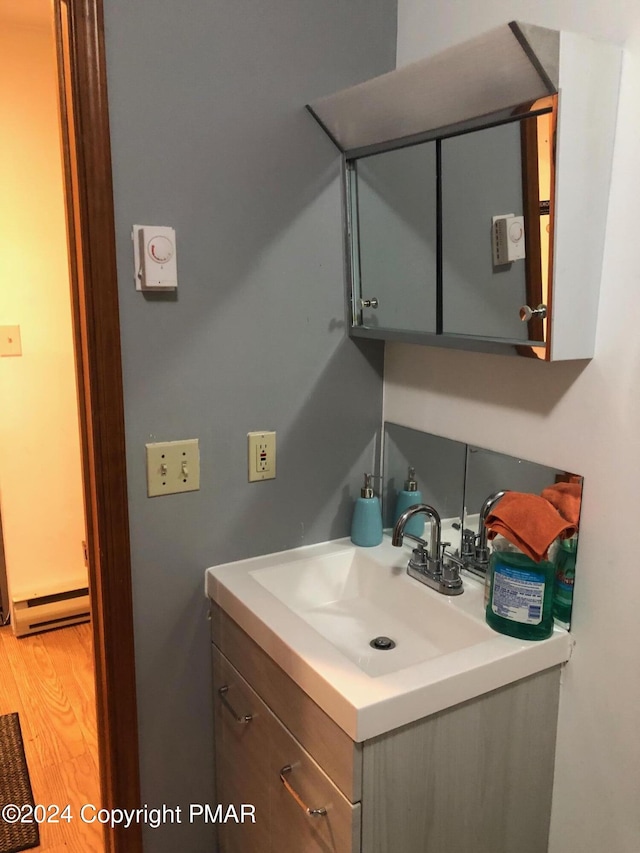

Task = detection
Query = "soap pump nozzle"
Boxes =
[361,473,381,498]
[404,466,418,492]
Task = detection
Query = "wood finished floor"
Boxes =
[0,622,103,851]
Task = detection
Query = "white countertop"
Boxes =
[205,536,572,742]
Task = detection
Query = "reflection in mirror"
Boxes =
[382,424,582,629]
[442,120,525,340]
[348,98,556,351]
[382,423,466,553]
[441,103,554,345]
[352,143,438,333]
[464,445,582,628]
[464,447,567,521]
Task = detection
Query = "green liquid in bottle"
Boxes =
[486,549,555,641]
[553,537,577,627]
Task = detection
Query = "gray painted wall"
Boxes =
[382,423,466,527]
[464,447,569,516]
[102,2,396,850]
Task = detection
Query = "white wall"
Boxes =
[388,4,640,852]
[0,17,87,603]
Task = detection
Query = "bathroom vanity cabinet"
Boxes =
[211,601,561,853]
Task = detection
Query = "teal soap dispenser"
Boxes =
[393,467,425,538]
[351,474,383,547]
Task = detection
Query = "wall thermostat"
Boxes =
[492,214,526,266]
[132,225,178,291]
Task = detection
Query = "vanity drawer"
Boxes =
[269,703,361,853]
[213,646,271,853]
[210,601,362,802]
[213,645,361,853]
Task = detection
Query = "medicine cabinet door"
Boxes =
[351,141,438,334]
[440,113,552,345]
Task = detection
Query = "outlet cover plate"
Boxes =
[146,439,200,497]
[0,326,22,357]
[248,431,276,482]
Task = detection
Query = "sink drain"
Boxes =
[370,636,396,651]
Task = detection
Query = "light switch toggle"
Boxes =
[146,439,200,497]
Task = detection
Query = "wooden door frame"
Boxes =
[55,2,142,851]
[0,512,9,626]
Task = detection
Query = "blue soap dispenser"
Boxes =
[351,473,383,547]
[393,466,425,538]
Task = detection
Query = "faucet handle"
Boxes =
[441,545,464,590]
[461,529,476,558]
[409,545,429,570]
[442,560,463,586]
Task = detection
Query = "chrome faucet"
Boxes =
[463,490,508,579]
[392,504,463,595]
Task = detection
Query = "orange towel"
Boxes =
[484,491,577,563]
[540,481,582,528]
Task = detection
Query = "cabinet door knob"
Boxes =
[279,765,327,817]
[519,303,547,322]
[360,297,379,309]
[218,685,253,724]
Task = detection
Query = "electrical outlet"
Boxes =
[248,431,276,482]
[146,439,200,496]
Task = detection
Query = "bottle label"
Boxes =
[554,570,574,606]
[491,562,545,625]
[555,568,574,591]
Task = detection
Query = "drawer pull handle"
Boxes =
[218,685,252,724]
[279,765,327,817]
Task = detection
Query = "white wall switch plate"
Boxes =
[248,431,276,482]
[146,439,200,497]
[0,325,22,357]
[132,225,178,291]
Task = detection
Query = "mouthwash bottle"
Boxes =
[553,536,577,628]
[486,547,555,641]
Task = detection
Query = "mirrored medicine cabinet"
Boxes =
[349,99,555,349]
[308,22,621,361]
[383,422,582,627]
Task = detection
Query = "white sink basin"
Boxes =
[250,550,488,677]
[206,537,572,741]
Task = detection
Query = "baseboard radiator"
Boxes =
[12,587,91,637]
